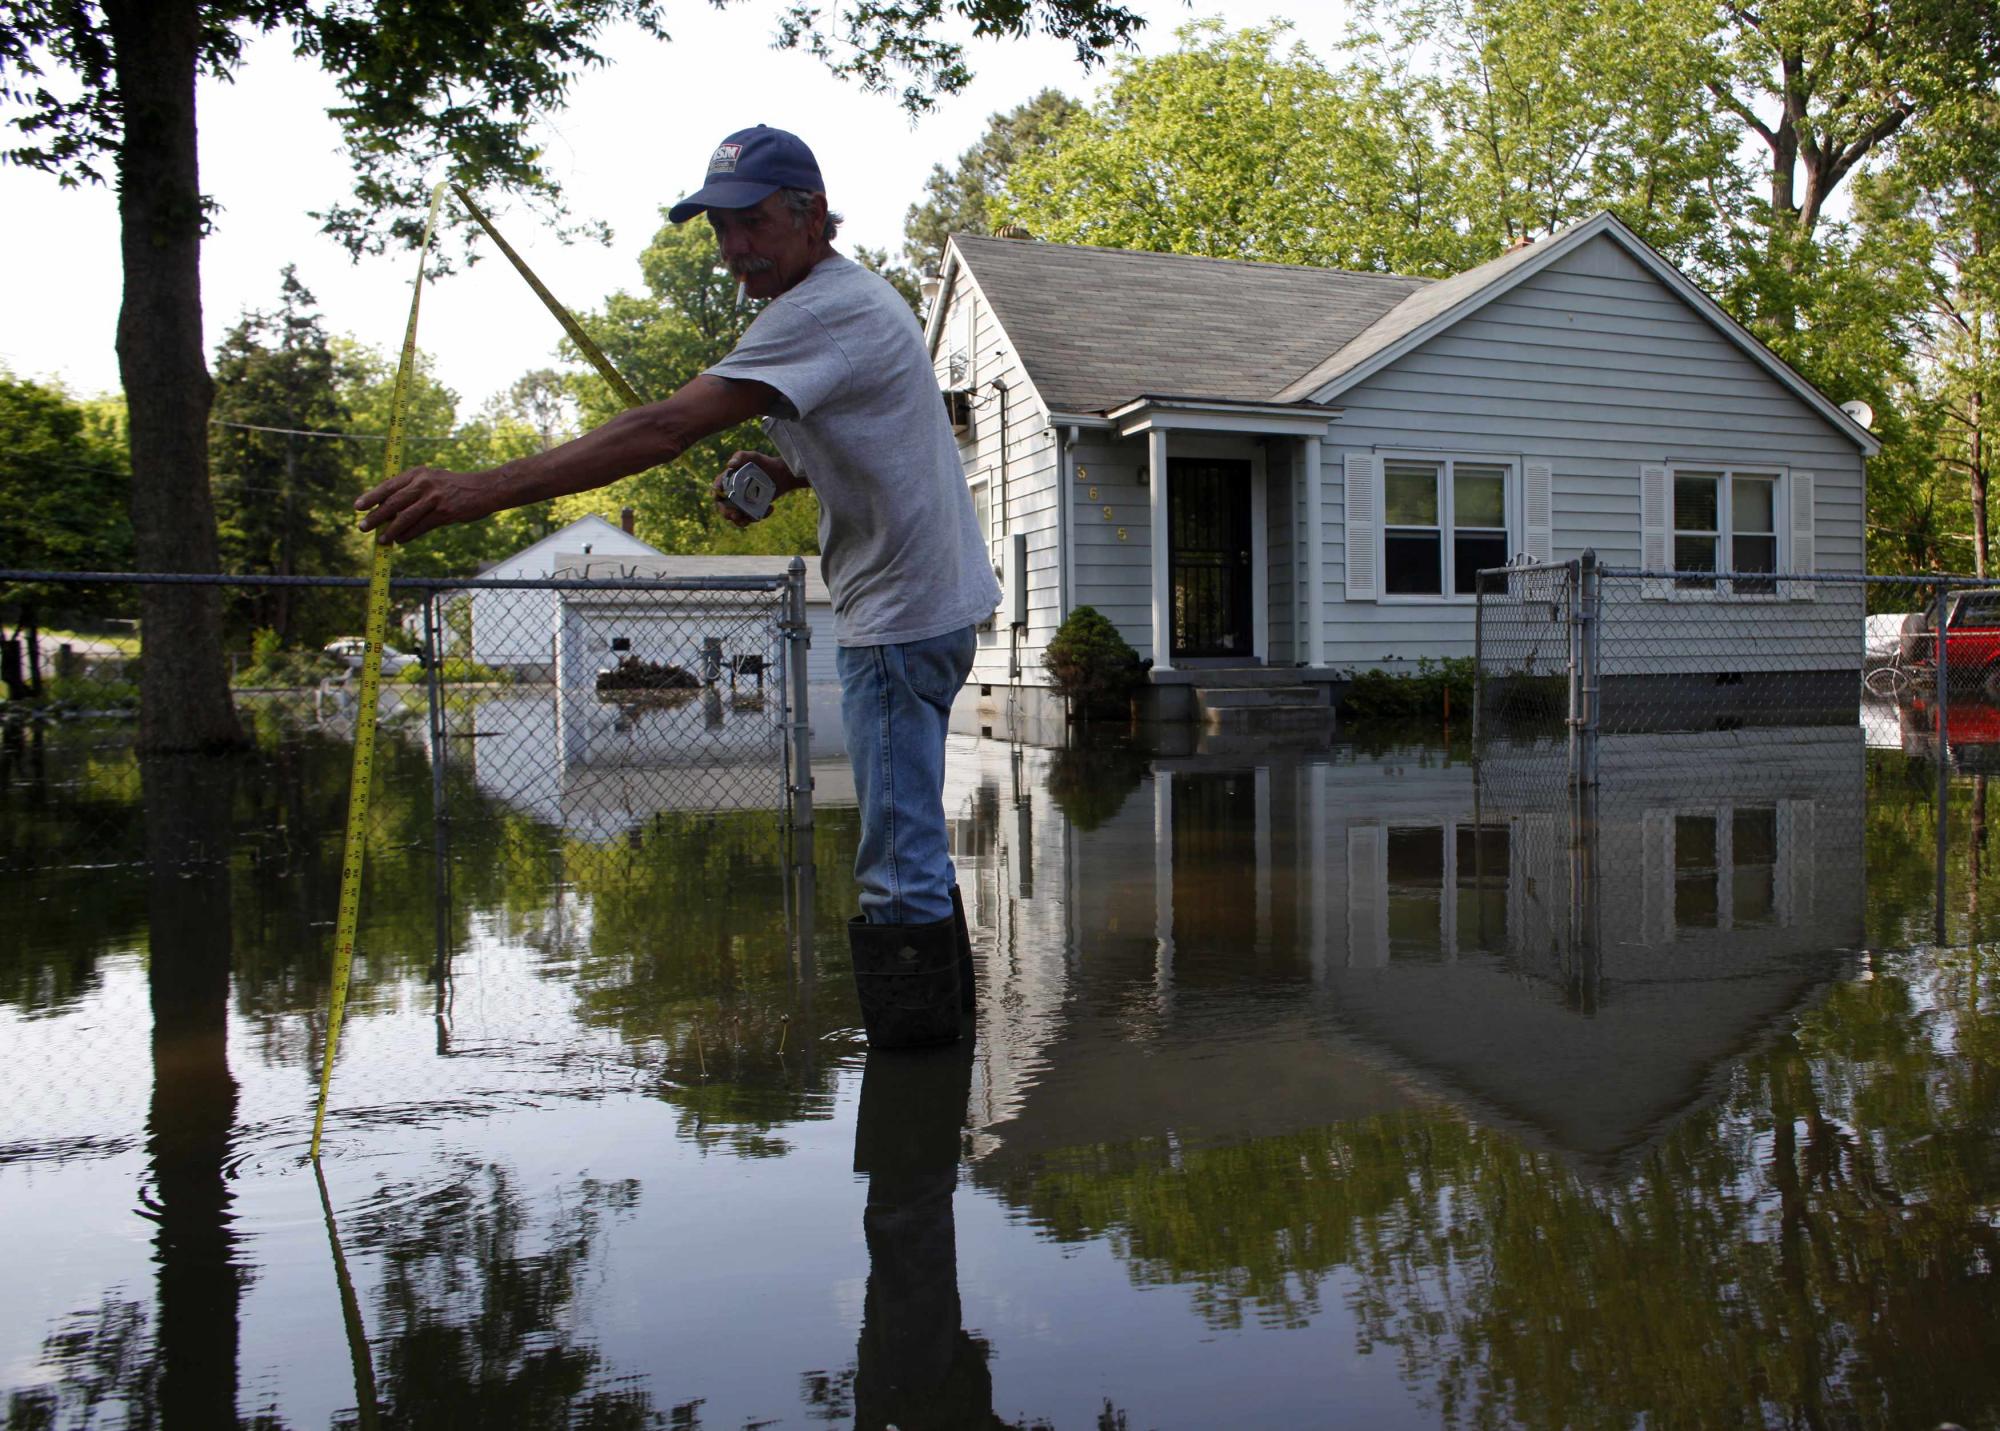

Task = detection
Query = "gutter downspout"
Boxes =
[990,377,1017,679]
[1058,424,1077,621]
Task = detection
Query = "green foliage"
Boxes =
[232,636,339,689]
[1046,741,1148,829]
[332,340,556,579]
[562,217,768,553]
[210,269,365,644]
[903,88,1084,274]
[399,656,505,685]
[0,373,133,609]
[1340,657,1475,723]
[1042,605,1144,719]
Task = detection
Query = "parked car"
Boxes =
[1890,588,2000,696]
[323,637,423,677]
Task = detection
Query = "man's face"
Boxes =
[708,190,826,301]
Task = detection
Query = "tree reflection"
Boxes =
[975,942,2000,1427]
[142,752,244,1431]
[343,1161,655,1429]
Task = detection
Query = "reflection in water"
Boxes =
[344,1163,656,1427]
[850,1044,992,1430]
[4,717,2000,1428]
[142,754,244,1431]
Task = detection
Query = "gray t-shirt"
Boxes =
[707,254,1000,647]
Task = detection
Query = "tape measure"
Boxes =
[311,180,450,1161]
[310,185,657,1159]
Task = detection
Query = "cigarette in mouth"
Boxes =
[736,279,746,310]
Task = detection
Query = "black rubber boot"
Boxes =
[949,886,976,1017]
[848,914,962,1050]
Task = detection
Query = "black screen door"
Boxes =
[1168,458,1254,659]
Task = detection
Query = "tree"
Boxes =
[563,215,823,553]
[903,88,1084,275]
[1855,98,2000,572]
[0,0,1148,752]
[334,342,553,580]
[1000,22,1494,276]
[0,375,133,700]
[1359,0,1745,269]
[209,268,363,645]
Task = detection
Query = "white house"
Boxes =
[468,515,664,677]
[927,212,1882,727]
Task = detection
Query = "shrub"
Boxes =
[404,656,506,684]
[1340,656,1475,723]
[1042,605,1144,720]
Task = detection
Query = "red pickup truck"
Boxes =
[1894,588,2000,695]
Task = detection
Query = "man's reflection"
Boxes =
[851,1040,999,1430]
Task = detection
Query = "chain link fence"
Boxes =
[1,567,815,874]
[1472,557,2000,793]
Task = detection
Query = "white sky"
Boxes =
[0,3,1353,414]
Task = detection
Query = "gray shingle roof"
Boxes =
[1272,238,1552,402]
[952,234,1429,415]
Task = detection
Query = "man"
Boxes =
[356,125,999,1046]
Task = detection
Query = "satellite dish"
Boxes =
[1840,399,1875,429]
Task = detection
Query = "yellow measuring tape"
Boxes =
[311,184,653,1159]
[311,180,449,1161]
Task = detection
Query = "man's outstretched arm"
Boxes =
[355,374,781,546]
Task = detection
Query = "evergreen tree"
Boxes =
[903,89,1083,274]
[209,269,361,645]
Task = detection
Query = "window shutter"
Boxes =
[1790,472,1816,601]
[1523,459,1554,564]
[1640,464,1670,599]
[1346,825,1387,968]
[1344,453,1379,601]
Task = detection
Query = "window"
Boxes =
[1375,820,1512,960]
[1672,468,1781,593]
[1658,805,1782,935]
[970,479,990,546]
[1382,459,1512,597]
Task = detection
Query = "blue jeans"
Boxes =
[837,625,976,926]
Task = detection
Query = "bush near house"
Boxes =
[1340,657,1476,723]
[1043,606,1145,720]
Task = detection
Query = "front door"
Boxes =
[1168,458,1255,660]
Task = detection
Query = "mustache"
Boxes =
[730,257,775,277]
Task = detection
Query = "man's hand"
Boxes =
[356,466,500,546]
[713,450,804,528]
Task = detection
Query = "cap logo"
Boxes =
[708,142,742,175]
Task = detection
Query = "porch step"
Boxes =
[1193,684,1335,735]
[1193,685,1322,710]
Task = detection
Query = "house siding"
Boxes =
[469,519,662,672]
[1319,234,1867,673]
[934,254,1067,687]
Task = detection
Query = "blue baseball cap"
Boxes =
[668,125,825,223]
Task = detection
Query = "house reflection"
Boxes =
[945,726,1865,1171]
[456,687,852,841]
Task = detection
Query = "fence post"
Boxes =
[784,558,814,838]
[422,592,452,983]
[1471,568,1485,760]
[1936,578,1951,944]
[1577,549,1600,790]
[1565,558,1583,788]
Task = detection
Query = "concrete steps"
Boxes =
[1193,683,1336,736]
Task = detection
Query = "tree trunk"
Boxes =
[105,0,245,753]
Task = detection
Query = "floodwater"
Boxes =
[3,710,1998,1429]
